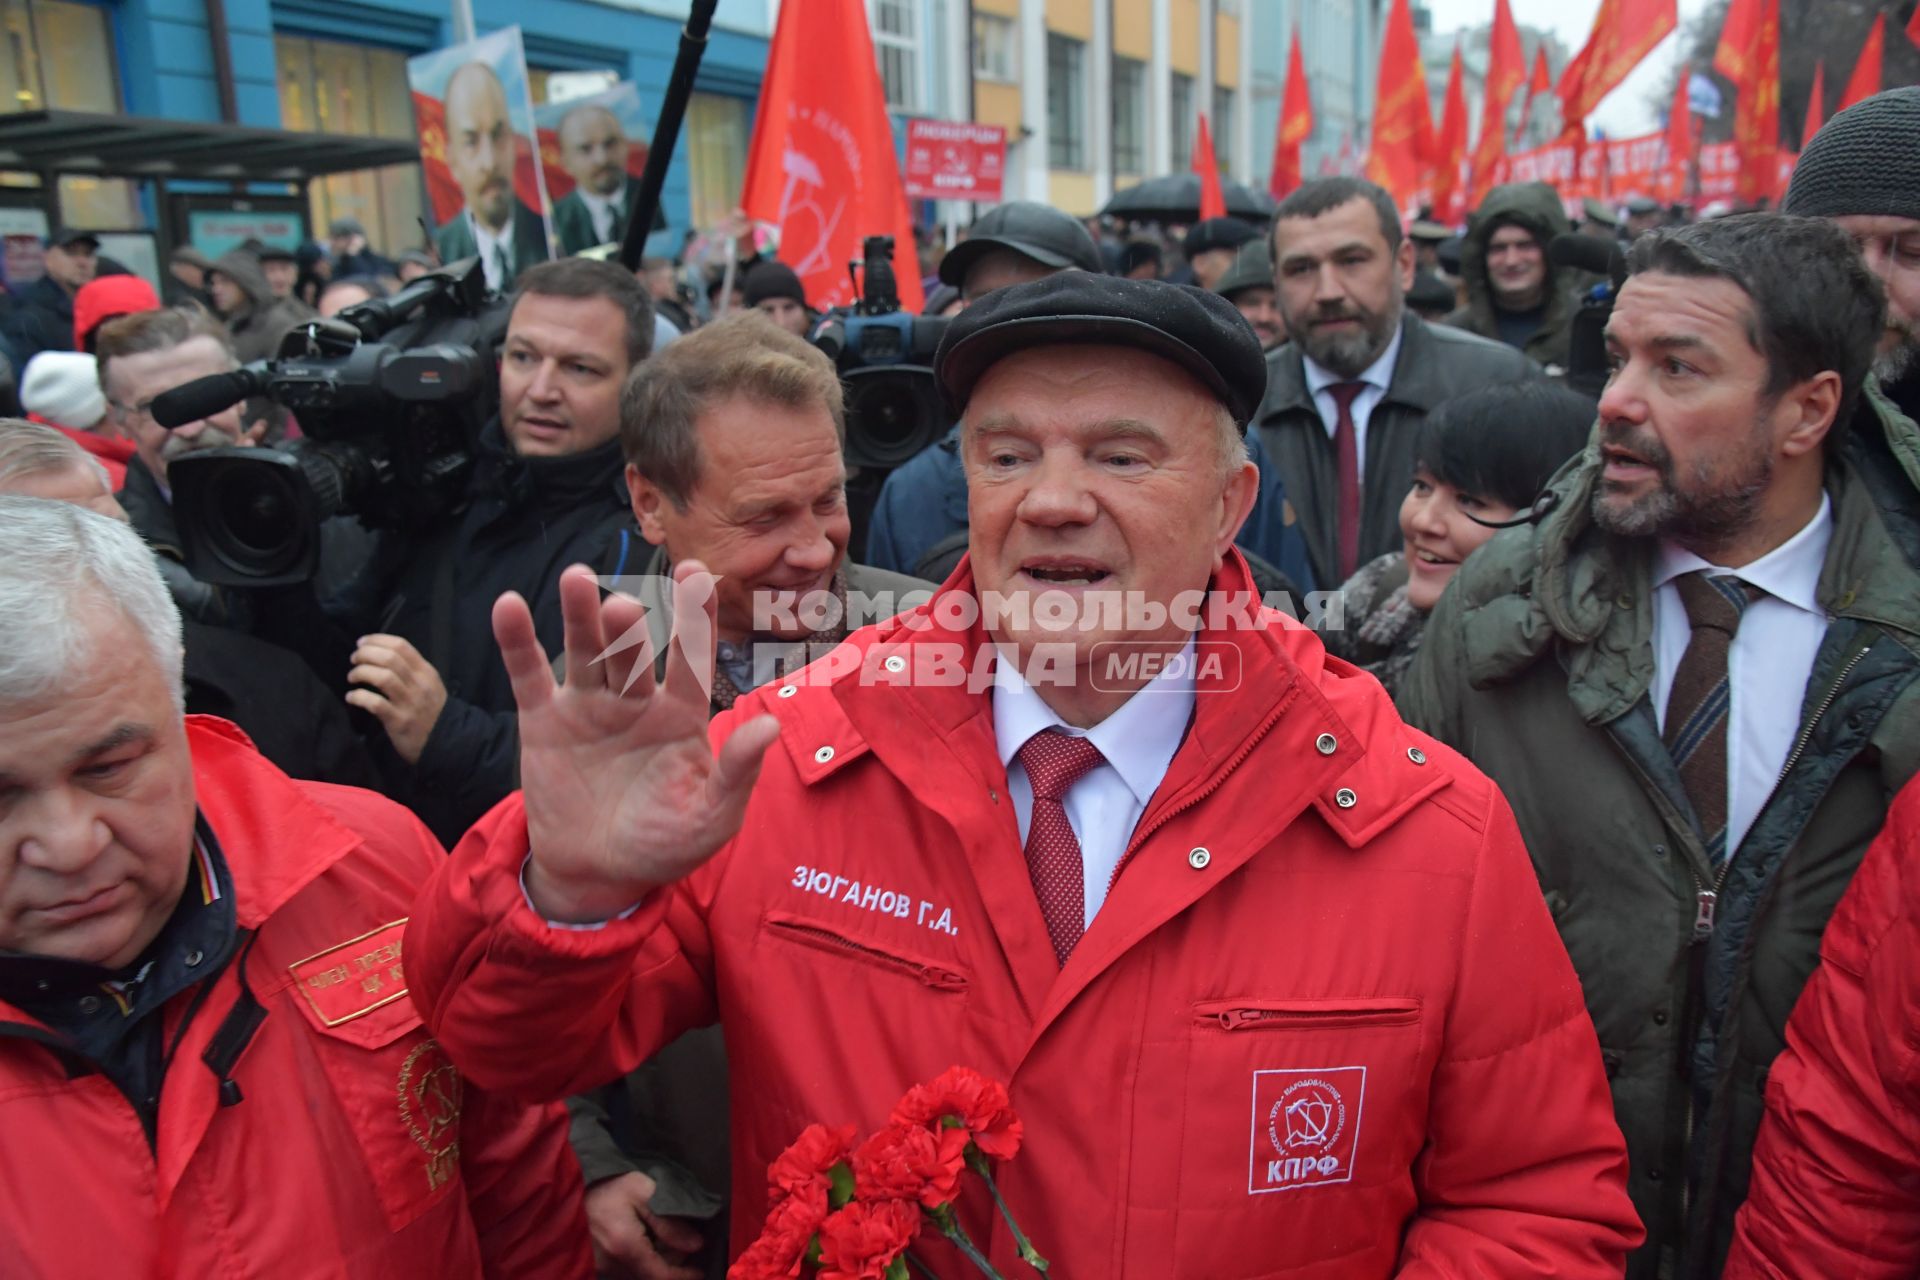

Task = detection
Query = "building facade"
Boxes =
[963,0,1251,217]
[1247,0,1379,192]
[0,0,774,264]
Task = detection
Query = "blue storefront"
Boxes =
[0,0,771,264]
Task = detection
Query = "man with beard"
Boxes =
[1253,177,1537,590]
[552,103,645,256]
[432,61,550,293]
[1401,213,1920,1279]
[1782,86,1920,425]
[93,308,266,621]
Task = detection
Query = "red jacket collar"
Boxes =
[185,717,363,930]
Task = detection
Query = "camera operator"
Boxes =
[345,257,649,844]
[95,308,268,626]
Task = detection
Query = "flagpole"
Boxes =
[619,0,720,270]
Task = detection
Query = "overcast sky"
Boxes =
[1424,0,1715,136]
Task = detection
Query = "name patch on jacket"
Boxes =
[1249,1067,1366,1194]
[289,919,409,1026]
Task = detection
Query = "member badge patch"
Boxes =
[1248,1066,1366,1194]
[287,919,409,1026]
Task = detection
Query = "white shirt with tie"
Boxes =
[577,187,624,245]
[1301,319,1405,480]
[469,211,515,292]
[1651,494,1833,857]
[993,638,1196,930]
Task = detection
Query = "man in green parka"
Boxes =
[1443,180,1582,372]
[1402,213,1920,1279]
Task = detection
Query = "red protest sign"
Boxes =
[902,119,1007,202]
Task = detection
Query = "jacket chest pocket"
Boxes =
[282,974,465,1233]
[760,911,970,994]
[1166,997,1429,1278]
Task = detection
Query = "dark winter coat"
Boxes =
[1441,181,1582,371]
[1252,314,1538,592]
[1399,385,1920,1278]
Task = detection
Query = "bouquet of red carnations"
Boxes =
[728,1066,1049,1280]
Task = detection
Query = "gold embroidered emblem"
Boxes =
[396,1039,463,1191]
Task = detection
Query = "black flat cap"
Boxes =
[939,202,1104,286]
[1211,242,1275,299]
[934,272,1267,431]
[255,243,299,263]
[1182,216,1259,260]
[45,226,98,251]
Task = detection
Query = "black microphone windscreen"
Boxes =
[149,370,259,430]
[1548,233,1626,287]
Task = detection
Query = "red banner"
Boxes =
[902,119,1007,202]
[1502,129,1796,209]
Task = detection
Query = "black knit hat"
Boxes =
[934,272,1267,430]
[742,260,808,308]
[1784,86,1920,221]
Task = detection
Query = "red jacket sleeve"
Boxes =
[459,1091,593,1280]
[1721,777,1920,1279]
[406,791,723,1100]
[1396,781,1644,1276]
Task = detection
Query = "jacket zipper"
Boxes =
[1209,1004,1421,1032]
[1677,641,1873,1222]
[1687,642,1873,944]
[765,920,968,992]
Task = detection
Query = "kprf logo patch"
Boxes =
[1248,1066,1366,1194]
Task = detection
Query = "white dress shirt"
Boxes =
[993,638,1197,929]
[1301,319,1405,480]
[578,188,624,244]
[1651,494,1833,857]
[470,211,515,292]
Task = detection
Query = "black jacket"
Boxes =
[6,275,76,366]
[183,620,379,790]
[359,419,636,842]
[1252,313,1539,590]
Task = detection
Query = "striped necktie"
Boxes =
[1664,571,1761,863]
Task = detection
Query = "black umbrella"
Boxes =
[1102,173,1277,223]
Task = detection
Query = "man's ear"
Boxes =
[1395,236,1417,293]
[625,462,670,545]
[1216,454,1261,561]
[1779,370,1843,460]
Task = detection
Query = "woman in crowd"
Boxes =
[1323,379,1594,695]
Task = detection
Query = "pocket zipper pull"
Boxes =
[1692,889,1718,942]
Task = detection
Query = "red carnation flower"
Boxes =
[890,1066,1024,1160]
[729,1182,830,1280]
[852,1121,970,1209]
[768,1122,858,1205]
[815,1198,921,1280]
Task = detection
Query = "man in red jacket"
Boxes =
[0,494,590,1277]
[409,275,1642,1276]
[1721,775,1920,1278]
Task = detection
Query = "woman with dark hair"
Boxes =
[1324,379,1594,695]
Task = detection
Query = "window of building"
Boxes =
[1111,55,1145,176]
[972,12,1016,82]
[1212,85,1235,169]
[1170,72,1194,170]
[0,1,140,228]
[1047,34,1086,171]
[276,35,425,257]
[685,91,749,234]
[871,0,919,113]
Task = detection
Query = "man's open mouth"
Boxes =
[1023,560,1112,586]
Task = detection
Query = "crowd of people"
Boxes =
[2,81,1920,1280]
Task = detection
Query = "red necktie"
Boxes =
[1328,381,1367,580]
[1015,729,1106,965]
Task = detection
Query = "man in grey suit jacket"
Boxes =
[433,60,550,291]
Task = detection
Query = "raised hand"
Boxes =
[494,561,781,923]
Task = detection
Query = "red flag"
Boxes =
[1529,45,1553,98]
[1664,69,1694,202]
[1801,60,1826,148]
[1560,0,1679,135]
[1468,0,1526,210]
[1364,0,1434,212]
[1717,0,1781,203]
[1194,113,1227,219]
[1270,27,1313,198]
[740,0,922,311]
[1432,44,1470,223]
[1909,3,1920,50]
[1838,13,1885,111]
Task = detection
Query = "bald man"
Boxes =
[552,104,644,255]
[432,61,550,292]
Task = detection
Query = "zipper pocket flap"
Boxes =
[764,911,969,992]
[1194,996,1422,1032]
